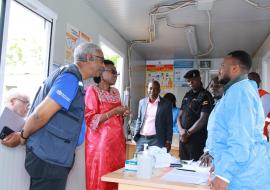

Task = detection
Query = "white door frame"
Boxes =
[99,35,125,99]
[262,50,270,91]
[0,0,11,109]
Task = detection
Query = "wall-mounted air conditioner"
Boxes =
[199,59,211,69]
[184,26,198,56]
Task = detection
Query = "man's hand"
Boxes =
[180,129,189,143]
[199,152,213,167]
[165,142,171,153]
[210,176,228,190]
[1,132,22,147]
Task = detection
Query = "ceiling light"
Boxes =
[184,26,198,56]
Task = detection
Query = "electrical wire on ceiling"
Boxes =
[245,0,270,10]
[154,8,214,58]
[148,0,195,42]
[126,0,209,134]
[163,16,191,28]
[127,0,213,101]
[150,1,196,15]
[196,11,214,57]
[126,0,269,120]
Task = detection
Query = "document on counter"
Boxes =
[0,107,25,132]
[160,168,209,185]
[180,162,210,173]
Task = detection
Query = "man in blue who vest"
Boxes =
[207,50,270,190]
[1,42,105,190]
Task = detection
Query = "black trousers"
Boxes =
[179,132,206,161]
[25,148,71,190]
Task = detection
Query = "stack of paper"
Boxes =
[160,168,209,185]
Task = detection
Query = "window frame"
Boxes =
[99,35,125,99]
[0,0,7,63]
[0,0,57,108]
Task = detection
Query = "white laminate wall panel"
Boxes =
[0,145,29,190]
[66,143,86,190]
[0,143,86,190]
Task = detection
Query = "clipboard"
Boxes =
[0,107,25,132]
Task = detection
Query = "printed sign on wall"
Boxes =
[174,59,194,87]
[146,60,174,96]
[65,24,91,64]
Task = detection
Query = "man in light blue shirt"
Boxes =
[207,50,270,190]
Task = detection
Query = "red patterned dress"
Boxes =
[85,85,126,190]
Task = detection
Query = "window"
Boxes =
[0,0,57,108]
[0,0,6,57]
[99,36,124,98]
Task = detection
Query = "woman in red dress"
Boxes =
[85,59,129,190]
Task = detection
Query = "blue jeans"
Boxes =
[135,135,159,152]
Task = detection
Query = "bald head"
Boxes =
[248,72,261,88]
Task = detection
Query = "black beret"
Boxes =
[184,69,200,79]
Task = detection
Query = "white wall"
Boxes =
[40,0,127,66]
[208,58,223,70]
[39,0,146,115]
[130,51,146,119]
[253,33,270,91]
[253,34,270,73]
[144,58,222,107]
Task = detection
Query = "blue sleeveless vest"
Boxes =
[27,64,85,167]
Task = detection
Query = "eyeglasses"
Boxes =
[14,98,30,107]
[92,55,104,63]
[78,54,105,63]
[104,69,120,76]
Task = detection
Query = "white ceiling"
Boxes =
[86,0,270,59]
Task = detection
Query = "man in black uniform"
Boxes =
[178,69,213,161]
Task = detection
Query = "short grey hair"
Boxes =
[74,42,102,62]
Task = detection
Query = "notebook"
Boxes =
[0,107,25,132]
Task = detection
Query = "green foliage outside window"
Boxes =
[6,37,42,67]
[104,54,120,67]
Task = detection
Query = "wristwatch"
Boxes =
[20,129,28,140]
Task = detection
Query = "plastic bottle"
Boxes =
[136,144,155,179]
[123,87,129,107]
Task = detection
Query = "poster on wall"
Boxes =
[174,59,194,87]
[146,60,174,96]
[65,24,91,64]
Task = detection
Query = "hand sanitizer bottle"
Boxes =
[136,144,155,179]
